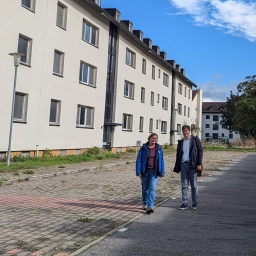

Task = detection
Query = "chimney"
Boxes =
[160,51,167,60]
[143,38,152,49]
[152,45,160,55]
[121,20,133,32]
[133,30,143,41]
[167,60,176,66]
[104,8,120,22]
[176,64,180,71]
[180,68,185,75]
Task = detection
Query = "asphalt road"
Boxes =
[81,153,256,256]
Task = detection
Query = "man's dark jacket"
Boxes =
[173,135,203,173]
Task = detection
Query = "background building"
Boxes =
[0,0,201,158]
[202,102,240,143]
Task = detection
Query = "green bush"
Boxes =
[87,146,101,155]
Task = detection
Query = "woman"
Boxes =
[136,133,165,214]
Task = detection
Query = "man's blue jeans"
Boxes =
[141,169,158,208]
[181,162,198,205]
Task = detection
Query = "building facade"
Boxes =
[0,0,201,158]
[202,102,240,143]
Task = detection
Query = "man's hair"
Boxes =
[182,125,190,131]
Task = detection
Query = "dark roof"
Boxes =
[202,102,226,113]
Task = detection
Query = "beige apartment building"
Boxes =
[0,0,201,158]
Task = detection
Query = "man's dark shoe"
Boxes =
[146,208,154,214]
[192,203,197,210]
[179,204,188,210]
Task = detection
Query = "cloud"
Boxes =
[199,77,238,102]
[168,0,256,42]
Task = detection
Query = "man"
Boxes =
[173,125,203,210]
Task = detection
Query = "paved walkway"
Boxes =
[0,151,249,255]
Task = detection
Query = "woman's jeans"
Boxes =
[181,162,198,205]
[141,169,158,208]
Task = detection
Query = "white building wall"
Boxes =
[113,31,172,147]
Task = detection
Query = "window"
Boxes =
[152,65,155,79]
[229,133,233,139]
[13,92,28,122]
[188,89,191,99]
[80,61,96,87]
[184,106,186,116]
[177,103,182,115]
[122,114,133,131]
[124,80,134,99]
[82,20,98,46]
[161,121,167,134]
[206,124,210,128]
[157,94,160,103]
[76,105,94,128]
[21,0,36,12]
[142,58,146,74]
[126,48,136,68]
[213,124,219,130]
[158,69,161,78]
[139,116,144,132]
[150,92,154,106]
[213,133,218,140]
[149,118,153,132]
[205,133,210,137]
[141,87,145,103]
[53,50,64,76]
[18,34,32,66]
[163,73,169,87]
[49,99,61,125]
[184,87,187,97]
[156,120,159,129]
[56,2,67,29]
[162,97,168,110]
[206,115,210,119]
[213,115,219,121]
[177,124,181,134]
[178,83,182,94]
[188,107,190,117]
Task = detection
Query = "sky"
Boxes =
[101,0,256,102]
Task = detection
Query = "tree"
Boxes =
[221,75,256,139]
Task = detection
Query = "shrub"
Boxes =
[87,146,101,155]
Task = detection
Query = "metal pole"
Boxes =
[7,65,18,166]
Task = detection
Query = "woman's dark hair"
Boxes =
[148,133,158,141]
[182,125,190,131]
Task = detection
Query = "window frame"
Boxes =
[53,50,64,76]
[49,99,61,125]
[177,103,182,115]
[163,72,169,87]
[142,58,146,74]
[162,97,168,110]
[18,34,32,66]
[161,121,167,134]
[141,87,145,103]
[149,118,153,133]
[178,83,182,95]
[125,48,136,68]
[139,116,144,132]
[177,124,181,135]
[82,19,99,47]
[56,2,67,30]
[76,105,94,128]
[152,65,155,80]
[21,0,36,12]
[150,91,154,106]
[80,61,96,87]
[13,92,28,123]
[122,114,133,131]
[124,80,134,99]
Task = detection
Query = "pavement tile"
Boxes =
[0,151,245,255]
[6,249,23,254]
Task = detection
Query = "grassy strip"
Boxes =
[0,151,120,172]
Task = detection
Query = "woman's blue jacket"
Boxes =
[136,143,165,177]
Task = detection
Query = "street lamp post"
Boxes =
[7,53,24,166]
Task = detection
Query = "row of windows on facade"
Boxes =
[13,92,168,133]
[205,115,221,121]
[205,123,227,130]
[205,133,234,139]
[20,0,191,94]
